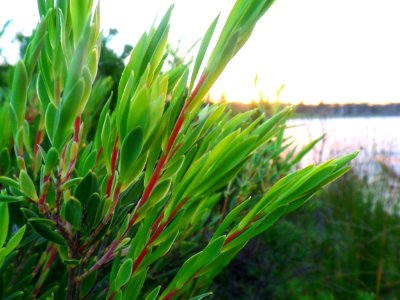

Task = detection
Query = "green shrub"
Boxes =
[214,171,400,299]
[0,0,355,299]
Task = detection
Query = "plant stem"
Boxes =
[106,136,119,198]
[77,74,207,282]
[80,184,121,252]
[67,267,76,300]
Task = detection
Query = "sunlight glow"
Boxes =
[1,0,400,104]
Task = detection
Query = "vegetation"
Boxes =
[213,167,400,300]
[0,0,357,300]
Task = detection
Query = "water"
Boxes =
[286,117,400,176]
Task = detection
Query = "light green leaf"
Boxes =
[4,225,26,255]
[144,286,161,300]
[115,258,133,289]
[19,170,38,202]
[0,176,20,189]
[10,60,28,132]
[44,147,59,174]
[190,15,219,90]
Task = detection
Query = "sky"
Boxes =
[1,0,400,104]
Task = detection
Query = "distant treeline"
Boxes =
[295,102,400,117]
[225,101,400,117]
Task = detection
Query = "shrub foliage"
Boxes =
[0,0,356,299]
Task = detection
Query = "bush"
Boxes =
[0,0,355,299]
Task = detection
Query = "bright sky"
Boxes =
[1,0,400,104]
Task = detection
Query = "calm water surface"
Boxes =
[286,117,400,174]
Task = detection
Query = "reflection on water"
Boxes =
[286,117,400,175]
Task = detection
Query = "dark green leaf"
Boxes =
[28,218,66,245]
[0,203,8,246]
[119,128,144,186]
[65,197,82,229]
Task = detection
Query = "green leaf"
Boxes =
[119,128,144,186]
[163,155,185,179]
[146,179,171,209]
[115,259,133,289]
[193,236,225,271]
[0,148,10,174]
[190,15,219,90]
[65,197,82,229]
[0,248,5,267]
[4,226,26,255]
[127,86,150,135]
[24,11,50,79]
[20,207,39,219]
[63,258,81,267]
[80,270,98,299]
[291,135,325,166]
[19,170,38,202]
[190,293,213,300]
[10,60,28,131]
[101,113,111,168]
[0,203,9,247]
[173,237,225,289]
[56,78,85,148]
[37,74,51,109]
[144,286,161,300]
[122,267,147,300]
[0,176,20,189]
[0,195,25,203]
[212,199,250,240]
[80,150,97,176]
[333,151,359,170]
[28,218,66,245]
[2,291,24,300]
[95,94,112,150]
[45,103,58,143]
[85,193,101,230]
[44,147,59,174]
[70,0,89,45]
[61,177,83,191]
[142,231,179,268]
[75,171,98,207]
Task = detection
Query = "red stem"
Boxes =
[45,246,58,269]
[163,290,177,300]
[106,136,119,198]
[80,185,121,252]
[78,74,208,282]
[128,73,208,229]
[96,146,103,162]
[34,129,42,156]
[131,198,188,275]
[223,214,263,246]
[38,174,51,212]
[33,244,54,275]
[64,116,82,182]
[74,116,81,143]
[161,270,200,300]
